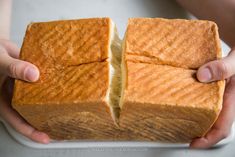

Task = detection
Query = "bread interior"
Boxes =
[106,20,122,124]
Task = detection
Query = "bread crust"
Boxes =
[12,18,119,140]
[120,62,225,142]
[125,18,222,69]
[120,18,225,142]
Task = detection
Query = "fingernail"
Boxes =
[25,67,39,82]
[198,68,212,82]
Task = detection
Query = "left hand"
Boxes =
[190,47,235,148]
[0,39,50,144]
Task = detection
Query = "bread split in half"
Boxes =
[12,18,225,142]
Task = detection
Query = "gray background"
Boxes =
[0,0,233,156]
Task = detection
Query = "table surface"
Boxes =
[1,0,233,156]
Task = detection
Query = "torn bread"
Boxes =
[12,17,225,142]
[12,18,122,140]
[119,18,225,142]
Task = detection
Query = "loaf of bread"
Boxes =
[12,17,225,142]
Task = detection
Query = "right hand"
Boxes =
[190,47,235,148]
[0,39,50,144]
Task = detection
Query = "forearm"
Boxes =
[176,0,235,48]
[0,0,12,39]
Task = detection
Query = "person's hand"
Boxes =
[190,47,235,148]
[0,39,50,144]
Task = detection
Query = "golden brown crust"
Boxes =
[120,62,225,142]
[120,102,218,142]
[120,18,225,142]
[13,62,109,105]
[14,100,120,140]
[12,18,118,140]
[20,18,111,71]
[123,62,224,110]
[125,18,222,69]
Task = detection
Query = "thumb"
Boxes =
[0,53,40,82]
[197,49,235,82]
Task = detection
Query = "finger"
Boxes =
[197,48,235,82]
[0,53,39,82]
[190,76,235,148]
[0,39,20,58]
